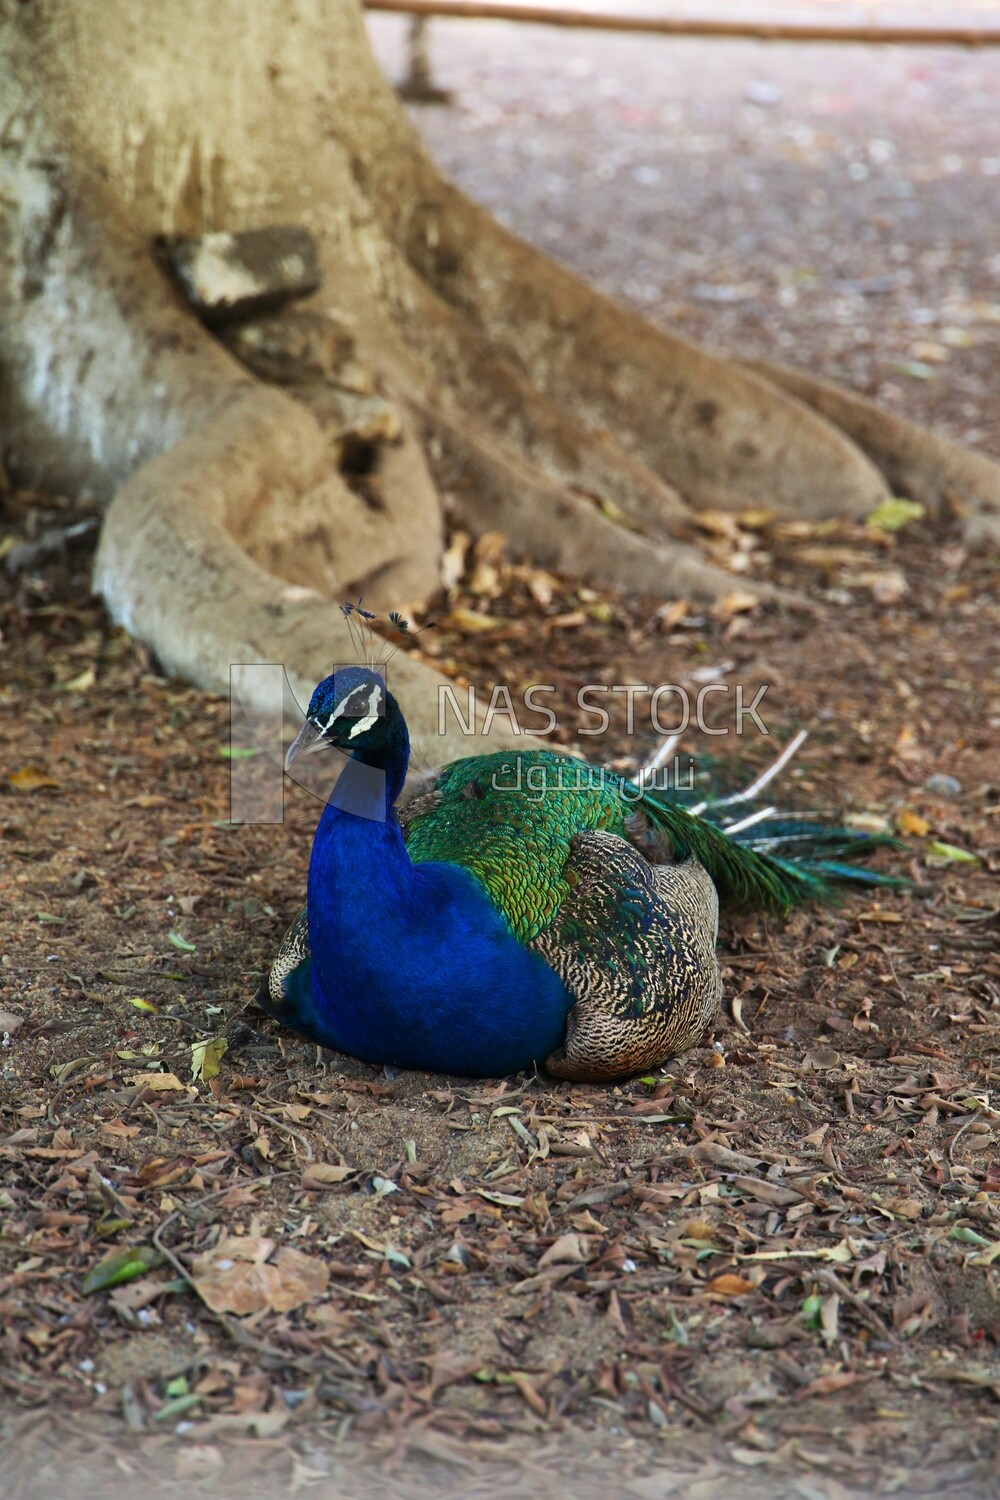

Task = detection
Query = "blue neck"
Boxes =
[296,705,574,1077]
[328,693,409,821]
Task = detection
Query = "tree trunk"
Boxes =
[2,0,998,758]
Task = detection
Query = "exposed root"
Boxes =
[744,359,1000,546]
[393,270,695,538]
[420,396,798,604]
[385,182,893,517]
[93,382,528,764]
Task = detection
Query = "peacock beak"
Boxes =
[284,718,327,771]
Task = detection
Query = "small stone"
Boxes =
[923,773,962,798]
[160,226,321,323]
[744,80,782,106]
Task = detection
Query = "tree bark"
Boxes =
[2,0,997,759]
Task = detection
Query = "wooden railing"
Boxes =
[363,1,1000,48]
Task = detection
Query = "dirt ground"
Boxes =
[2,15,1000,1500]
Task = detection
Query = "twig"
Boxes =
[812,1267,897,1345]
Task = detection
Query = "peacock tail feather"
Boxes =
[400,748,901,944]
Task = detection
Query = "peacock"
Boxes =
[258,611,901,1083]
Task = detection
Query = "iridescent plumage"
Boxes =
[257,657,901,1083]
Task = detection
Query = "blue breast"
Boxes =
[300,798,574,1077]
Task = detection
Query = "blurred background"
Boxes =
[367,0,1000,457]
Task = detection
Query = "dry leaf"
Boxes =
[7,765,60,793]
[796,1370,860,1400]
[301,1162,354,1188]
[64,665,96,692]
[693,510,740,539]
[440,530,471,589]
[656,600,689,630]
[705,1273,754,1296]
[538,1232,592,1267]
[191,1034,228,1083]
[713,590,759,621]
[896,808,930,837]
[127,1071,187,1092]
[447,607,505,633]
[192,1234,329,1315]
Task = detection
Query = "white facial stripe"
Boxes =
[347,684,383,739]
[317,683,383,740]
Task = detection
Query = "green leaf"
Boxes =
[168,930,198,952]
[82,1244,165,1295]
[865,497,925,532]
[154,1393,202,1422]
[94,1215,131,1239]
[218,745,263,760]
[191,1034,228,1083]
[926,841,979,866]
[800,1292,823,1330]
[950,1225,992,1248]
[892,359,937,381]
[128,996,158,1013]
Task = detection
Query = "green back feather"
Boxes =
[401,750,842,943]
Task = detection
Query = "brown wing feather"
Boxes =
[533,832,722,1083]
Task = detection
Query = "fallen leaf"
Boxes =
[656,600,689,629]
[865,498,925,532]
[713,590,759,620]
[507,1369,548,1416]
[926,841,979,866]
[538,1232,593,1267]
[82,1244,165,1295]
[168,929,198,953]
[446,607,505,633]
[127,1071,187,1092]
[896,809,930,837]
[192,1235,329,1315]
[440,530,471,589]
[64,665,96,692]
[301,1162,354,1188]
[7,766,60,793]
[797,1371,860,1400]
[705,1273,754,1296]
[191,1034,228,1083]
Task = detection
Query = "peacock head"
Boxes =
[285,665,391,769]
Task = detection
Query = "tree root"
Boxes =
[743,359,1000,545]
[92,380,534,764]
[418,394,797,605]
[385,183,894,517]
[379,157,1000,538]
[392,270,695,540]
